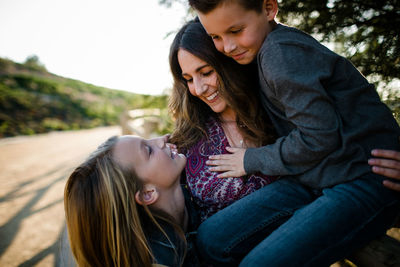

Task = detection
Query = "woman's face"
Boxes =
[178,48,230,115]
[113,135,186,189]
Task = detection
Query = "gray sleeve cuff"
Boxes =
[244,147,261,174]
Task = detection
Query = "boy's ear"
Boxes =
[135,184,159,206]
[263,0,278,21]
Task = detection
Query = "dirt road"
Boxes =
[0,126,121,267]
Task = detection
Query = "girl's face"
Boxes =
[113,135,186,189]
[178,48,233,116]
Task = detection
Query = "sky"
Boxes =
[0,0,190,95]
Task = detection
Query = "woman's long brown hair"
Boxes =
[168,19,275,150]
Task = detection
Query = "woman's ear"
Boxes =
[135,184,159,206]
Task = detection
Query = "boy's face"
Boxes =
[198,0,277,65]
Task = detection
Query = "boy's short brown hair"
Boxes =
[189,0,264,14]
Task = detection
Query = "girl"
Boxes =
[64,135,201,267]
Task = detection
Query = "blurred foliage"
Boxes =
[157,108,175,135]
[382,88,400,124]
[23,55,47,72]
[0,57,171,138]
[159,0,186,7]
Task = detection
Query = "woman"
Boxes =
[64,135,201,267]
[169,19,277,221]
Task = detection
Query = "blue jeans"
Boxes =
[196,174,400,267]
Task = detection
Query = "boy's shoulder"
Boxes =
[271,23,304,36]
[257,23,344,83]
[258,23,337,69]
[261,23,317,52]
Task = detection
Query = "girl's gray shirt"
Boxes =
[244,23,400,189]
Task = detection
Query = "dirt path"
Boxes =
[0,126,121,267]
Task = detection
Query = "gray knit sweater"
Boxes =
[244,23,400,189]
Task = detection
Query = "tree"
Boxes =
[23,55,47,72]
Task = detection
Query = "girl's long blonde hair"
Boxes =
[64,136,185,267]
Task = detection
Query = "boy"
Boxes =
[189,0,400,266]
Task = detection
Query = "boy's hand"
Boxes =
[206,147,247,178]
[369,149,400,192]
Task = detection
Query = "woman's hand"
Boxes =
[206,147,247,178]
[369,149,400,192]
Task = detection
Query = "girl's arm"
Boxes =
[369,149,400,192]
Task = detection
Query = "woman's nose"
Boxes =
[194,79,208,96]
[152,136,166,148]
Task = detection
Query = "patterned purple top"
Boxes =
[185,116,277,222]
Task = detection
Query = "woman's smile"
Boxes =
[205,90,220,103]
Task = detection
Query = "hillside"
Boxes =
[0,57,172,138]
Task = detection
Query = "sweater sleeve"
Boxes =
[244,38,341,176]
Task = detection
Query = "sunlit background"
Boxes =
[0,1,192,266]
[0,0,399,266]
[0,0,189,95]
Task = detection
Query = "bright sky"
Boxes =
[0,0,190,95]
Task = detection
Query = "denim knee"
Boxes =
[196,218,237,266]
[195,178,315,265]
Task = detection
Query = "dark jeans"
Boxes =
[196,174,400,267]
